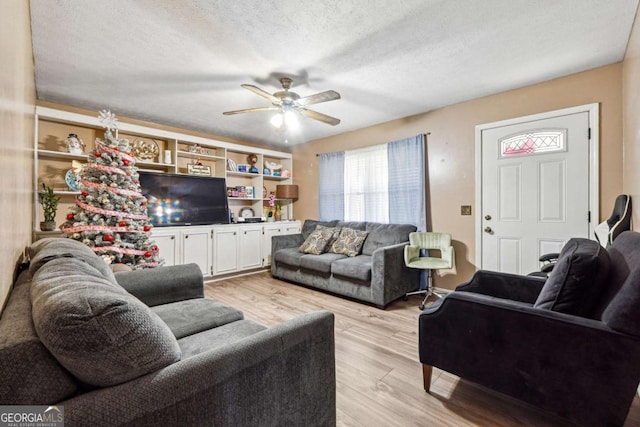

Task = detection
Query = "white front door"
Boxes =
[478,105,598,275]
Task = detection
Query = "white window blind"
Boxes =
[344,144,389,223]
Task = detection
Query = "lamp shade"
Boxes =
[276,184,299,200]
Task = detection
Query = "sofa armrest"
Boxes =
[371,242,420,306]
[272,233,304,254]
[420,292,640,427]
[455,269,546,304]
[114,263,204,307]
[62,311,336,427]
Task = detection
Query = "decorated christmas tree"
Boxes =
[60,110,161,268]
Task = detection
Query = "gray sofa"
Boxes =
[271,219,420,308]
[0,238,335,426]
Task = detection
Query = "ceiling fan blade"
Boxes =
[296,90,341,106]
[299,108,341,126]
[223,106,280,115]
[241,84,282,105]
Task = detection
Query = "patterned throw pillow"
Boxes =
[315,225,341,247]
[329,227,369,257]
[299,228,335,254]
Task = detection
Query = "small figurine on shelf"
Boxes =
[247,154,259,174]
[64,133,85,155]
[64,160,84,191]
[265,160,282,176]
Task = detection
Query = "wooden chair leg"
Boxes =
[422,364,433,392]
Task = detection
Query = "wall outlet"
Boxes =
[461,205,472,215]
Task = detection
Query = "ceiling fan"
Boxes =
[223,77,341,126]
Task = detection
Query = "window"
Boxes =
[500,129,566,157]
[344,145,389,222]
[319,134,426,230]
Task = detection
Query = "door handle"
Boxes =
[484,227,493,234]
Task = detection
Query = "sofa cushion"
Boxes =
[534,238,610,317]
[274,247,306,268]
[300,253,347,273]
[29,237,117,284]
[329,227,369,257]
[31,257,181,387]
[331,255,372,282]
[299,227,336,255]
[0,271,78,404]
[152,299,244,339]
[301,219,339,240]
[362,223,416,256]
[336,221,367,231]
[178,319,267,358]
[602,268,640,336]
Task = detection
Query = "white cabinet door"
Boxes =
[262,221,301,266]
[239,226,263,269]
[152,231,178,266]
[182,228,212,276]
[262,224,283,266]
[214,227,238,275]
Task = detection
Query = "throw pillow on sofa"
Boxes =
[316,224,341,248]
[299,227,338,254]
[329,227,369,257]
[534,238,610,318]
[31,257,181,387]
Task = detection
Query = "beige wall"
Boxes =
[293,64,623,290]
[0,2,36,308]
[623,5,640,229]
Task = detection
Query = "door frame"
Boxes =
[474,103,600,270]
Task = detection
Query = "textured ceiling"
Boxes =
[30,0,638,147]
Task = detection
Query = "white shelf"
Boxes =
[226,171,262,178]
[37,149,88,160]
[263,175,290,181]
[228,197,262,201]
[176,150,226,161]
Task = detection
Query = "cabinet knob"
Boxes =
[170,236,175,240]
[484,227,493,234]
[278,229,281,232]
[185,235,189,239]
[233,232,236,236]
[244,231,247,234]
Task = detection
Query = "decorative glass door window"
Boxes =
[499,129,566,157]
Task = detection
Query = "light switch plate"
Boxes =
[461,205,472,215]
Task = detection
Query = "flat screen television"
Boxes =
[139,172,230,227]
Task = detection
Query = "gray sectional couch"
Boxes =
[271,219,420,308]
[0,238,335,426]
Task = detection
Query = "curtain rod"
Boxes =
[315,132,430,156]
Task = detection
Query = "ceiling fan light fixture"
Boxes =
[284,110,299,129]
[225,78,341,128]
[270,113,283,128]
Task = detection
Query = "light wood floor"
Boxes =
[204,272,640,427]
